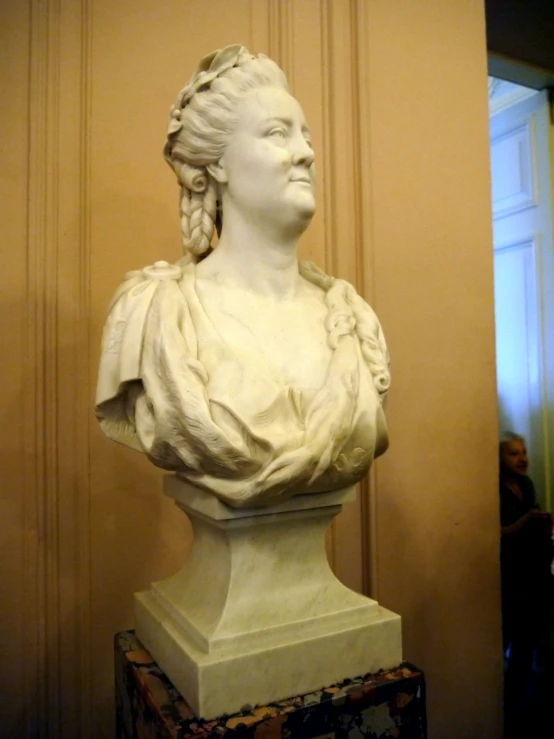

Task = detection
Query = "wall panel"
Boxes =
[0,1,502,737]
[363,1,503,736]
[0,1,31,735]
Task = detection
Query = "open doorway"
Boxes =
[489,76,554,739]
[489,78,554,512]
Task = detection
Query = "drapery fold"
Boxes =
[96,262,388,507]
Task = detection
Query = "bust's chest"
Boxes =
[195,282,333,389]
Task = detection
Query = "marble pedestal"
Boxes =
[135,476,402,720]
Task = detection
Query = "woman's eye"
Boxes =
[268,128,287,139]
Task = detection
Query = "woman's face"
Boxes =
[214,85,316,231]
[500,439,529,476]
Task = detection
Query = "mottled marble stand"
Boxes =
[135,476,402,719]
[115,631,426,739]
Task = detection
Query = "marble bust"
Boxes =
[95,44,390,508]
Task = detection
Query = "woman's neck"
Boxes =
[198,217,303,299]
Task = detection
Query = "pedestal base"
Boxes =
[135,477,402,719]
[115,631,426,739]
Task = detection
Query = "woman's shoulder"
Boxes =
[106,259,193,308]
[96,259,194,408]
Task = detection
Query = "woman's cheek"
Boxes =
[279,151,292,169]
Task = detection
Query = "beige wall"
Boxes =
[366,4,503,736]
[0,1,502,737]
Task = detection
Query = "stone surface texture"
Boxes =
[135,477,402,719]
[95,44,390,509]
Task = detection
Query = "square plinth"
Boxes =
[136,478,403,719]
[115,630,426,739]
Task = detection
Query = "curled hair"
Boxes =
[164,46,288,261]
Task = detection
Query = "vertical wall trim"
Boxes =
[319,0,336,566]
[319,0,335,280]
[283,0,294,90]
[25,0,62,733]
[268,0,294,83]
[319,0,379,590]
[352,0,380,599]
[350,0,371,598]
[24,0,43,728]
[250,0,270,54]
[24,0,93,734]
[77,0,93,732]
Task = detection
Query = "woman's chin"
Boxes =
[260,195,316,235]
[290,193,316,221]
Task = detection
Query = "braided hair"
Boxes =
[164,45,288,262]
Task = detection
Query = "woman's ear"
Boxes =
[207,158,228,184]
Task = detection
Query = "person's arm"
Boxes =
[501,506,548,537]
[501,509,533,537]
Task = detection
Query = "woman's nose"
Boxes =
[292,137,315,167]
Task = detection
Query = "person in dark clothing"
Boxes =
[499,432,553,723]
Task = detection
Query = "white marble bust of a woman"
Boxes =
[96,45,390,508]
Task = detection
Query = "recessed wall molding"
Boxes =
[25,0,61,733]
[24,0,93,735]
[317,0,376,594]
[352,0,378,600]
[268,0,295,86]
[490,117,537,220]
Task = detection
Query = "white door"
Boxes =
[490,88,554,509]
